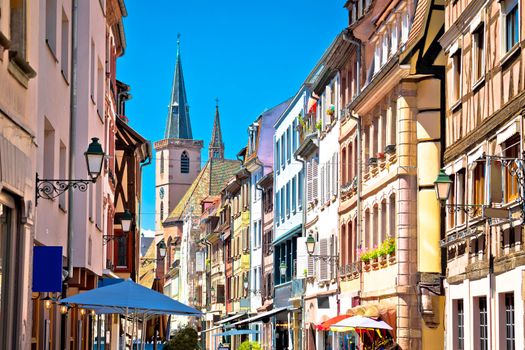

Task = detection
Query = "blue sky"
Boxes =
[119,1,347,232]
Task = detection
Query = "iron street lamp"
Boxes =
[36,137,105,206]
[103,209,133,244]
[243,275,262,295]
[279,261,287,278]
[140,240,167,265]
[305,233,341,315]
[433,169,484,217]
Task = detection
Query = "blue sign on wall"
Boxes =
[32,246,63,292]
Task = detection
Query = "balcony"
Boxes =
[291,279,304,299]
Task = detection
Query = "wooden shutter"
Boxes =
[307,161,313,204]
[326,162,331,202]
[312,158,319,201]
[321,166,325,203]
[319,238,328,281]
[333,153,338,196]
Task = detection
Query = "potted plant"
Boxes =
[316,120,323,132]
[370,246,379,269]
[377,152,385,160]
[326,104,335,116]
[360,250,371,271]
[368,157,378,167]
[385,144,396,155]
[386,236,396,263]
[378,241,388,266]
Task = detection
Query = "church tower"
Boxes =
[154,35,203,232]
[208,100,225,160]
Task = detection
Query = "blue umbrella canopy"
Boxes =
[60,279,201,316]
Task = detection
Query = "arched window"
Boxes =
[160,201,164,221]
[160,151,164,174]
[181,151,190,174]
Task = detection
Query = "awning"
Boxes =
[59,278,201,317]
[272,224,302,246]
[330,316,393,332]
[214,329,259,337]
[227,307,288,328]
[200,325,223,334]
[316,314,352,331]
[215,313,247,325]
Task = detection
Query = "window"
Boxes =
[389,100,397,146]
[286,182,290,217]
[60,9,69,78]
[181,151,189,173]
[479,297,488,350]
[505,293,515,350]
[505,0,519,52]
[401,11,410,43]
[160,201,164,222]
[90,40,95,99]
[43,119,55,179]
[10,0,28,60]
[117,231,127,267]
[292,176,296,213]
[456,300,464,350]
[275,190,280,226]
[97,60,104,117]
[504,135,520,203]
[473,26,485,82]
[341,147,347,184]
[452,51,462,103]
[45,0,57,54]
[389,194,396,236]
[280,134,285,169]
[287,127,291,162]
[276,140,280,173]
[298,170,303,210]
[292,120,298,151]
[473,163,485,210]
[341,223,347,268]
[59,142,67,209]
[456,169,466,225]
[160,151,164,174]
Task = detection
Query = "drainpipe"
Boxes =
[67,0,79,282]
[138,143,152,279]
[293,150,307,350]
[343,30,364,300]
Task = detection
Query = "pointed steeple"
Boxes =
[209,98,224,160]
[164,34,193,139]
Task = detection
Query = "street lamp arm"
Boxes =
[36,175,93,205]
[308,254,340,263]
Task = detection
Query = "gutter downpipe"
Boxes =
[343,31,365,298]
[293,145,307,350]
[67,0,79,282]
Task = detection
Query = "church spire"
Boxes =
[164,34,193,139]
[209,98,224,160]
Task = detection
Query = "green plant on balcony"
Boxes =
[360,250,371,263]
[315,120,322,131]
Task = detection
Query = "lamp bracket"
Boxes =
[103,233,128,245]
[444,204,485,218]
[140,257,164,266]
[308,254,339,263]
[36,173,94,206]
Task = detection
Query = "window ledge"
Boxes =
[500,45,521,69]
[450,99,462,113]
[8,51,36,88]
[472,76,485,92]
